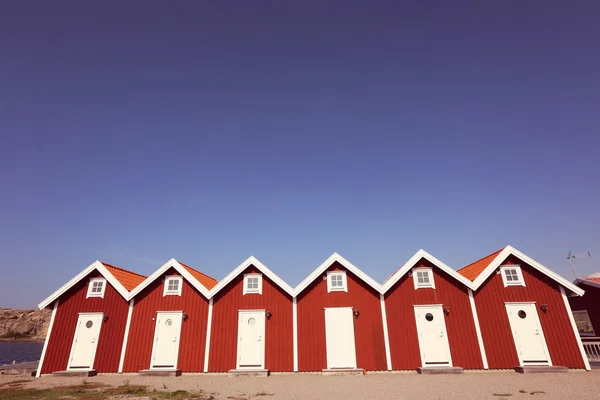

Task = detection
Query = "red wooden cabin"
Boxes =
[458,246,589,371]
[37,261,145,376]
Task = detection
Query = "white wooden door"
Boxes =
[414,305,452,366]
[505,303,551,365]
[237,311,265,369]
[151,312,183,369]
[68,313,103,370]
[324,307,357,369]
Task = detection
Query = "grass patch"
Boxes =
[0,384,214,399]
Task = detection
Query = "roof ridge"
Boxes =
[457,248,504,272]
[100,262,147,279]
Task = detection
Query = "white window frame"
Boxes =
[86,278,106,298]
[243,273,263,295]
[413,267,435,289]
[327,271,348,293]
[163,276,183,296]
[500,265,526,287]
[572,310,596,337]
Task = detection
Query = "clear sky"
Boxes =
[1,1,599,308]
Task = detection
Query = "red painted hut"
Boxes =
[121,259,217,374]
[37,261,145,376]
[295,253,388,372]
[382,250,486,371]
[205,256,294,374]
[458,246,589,371]
[569,275,600,363]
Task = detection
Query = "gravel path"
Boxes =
[2,369,599,399]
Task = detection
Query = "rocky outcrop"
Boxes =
[0,308,51,341]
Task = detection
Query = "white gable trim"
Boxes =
[38,261,130,309]
[209,256,294,297]
[575,278,600,290]
[382,250,475,293]
[293,253,382,296]
[127,258,211,300]
[472,246,584,296]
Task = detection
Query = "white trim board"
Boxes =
[36,300,59,377]
[380,294,392,370]
[38,261,132,309]
[128,259,211,300]
[292,296,298,372]
[560,286,591,370]
[471,246,584,296]
[118,299,135,373]
[468,289,488,369]
[203,298,214,373]
[294,252,382,296]
[382,250,475,293]
[210,256,294,298]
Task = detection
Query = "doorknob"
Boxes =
[258,336,262,341]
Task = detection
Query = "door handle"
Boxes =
[173,337,177,342]
[258,336,262,341]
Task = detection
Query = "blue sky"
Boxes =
[1,1,599,308]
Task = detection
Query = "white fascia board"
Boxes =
[208,256,294,298]
[381,250,475,293]
[292,253,382,296]
[127,258,211,300]
[472,246,585,296]
[38,261,129,309]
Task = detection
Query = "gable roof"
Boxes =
[458,245,584,296]
[382,249,475,293]
[127,258,217,300]
[102,263,147,291]
[209,256,294,297]
[575,276,600,290]
[293,253,382,296]
[38,261,145,309]
[179,261,218,290]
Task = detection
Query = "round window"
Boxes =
[85,320,93,329]
[518,310,527,319]
[166,319,173,326]
[248,318,256,326]
[425,313,434,322]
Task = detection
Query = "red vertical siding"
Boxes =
[41,271,130,374]
[123,268,209,372]
[297,262,387,371]
[569,283,600,336]
[384,259,484,370]
[209,266,293,372]
[474,255,585,369]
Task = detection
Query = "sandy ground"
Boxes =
[1,369,600,399]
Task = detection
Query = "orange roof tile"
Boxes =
[457,249,503,281]
[178,261,218,290]
[101,262,147,291]
[582,276,600,284]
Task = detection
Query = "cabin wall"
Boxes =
[122,268,210,372]
[569,283,600,337]
[41,271,129,374]
[474,256,585,369]
[384,259,484,370]
[296,262,387,371]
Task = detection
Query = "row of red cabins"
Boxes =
[36,245,591,376]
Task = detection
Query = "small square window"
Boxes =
[243,274,262,295]
[86,278,106,298]
[500,265,525,287]
[327,271,347,292]
[163,276,183,296]
[413,268,435,289]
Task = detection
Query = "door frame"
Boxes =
[505,302,552,366]
[149,311,184,370]
[236,309,266,370]
[324,307,358,369]
[67,312,104,371]
[413,304,453,367]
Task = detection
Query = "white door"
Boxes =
[68,313,103,370]
[324,307,357,369]
[505,303,551,365]
[237,311,265,369]
[414,305,452,367]
[151,312,183,369]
